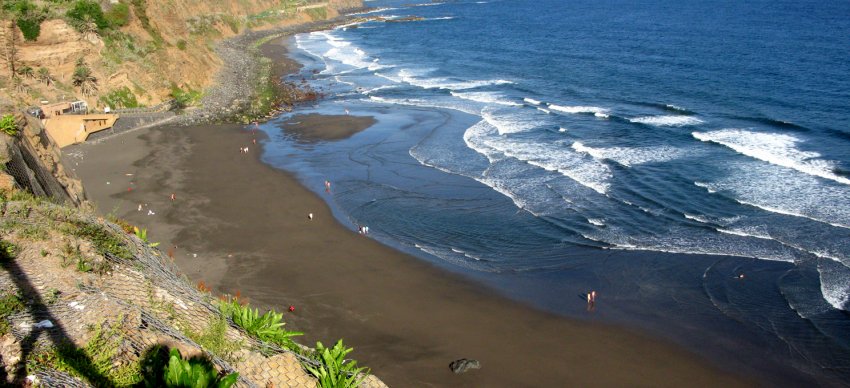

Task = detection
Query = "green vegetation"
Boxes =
[133,226,159,247]
[130,0,163,44]
[0,114,19,136]
[65,219,133,260]
[45,287,61,304]
[0,239,17,261]
[305,340,369,388]
[176,39,187,50]
[37,67,53,85]
[72,58,99,96]
[2,0,48,41]
[0,291,25,336]
[304,6,328,21]
[184,316,242,363]
[104,2,129,27]
[65,0,109,32]
[27,319,142,386]
[19,223,49,240]
[170,84,202,109]
[102,30,159,67]
[99,86,140,109]
[218,298,303,351]
[164,348,239,388]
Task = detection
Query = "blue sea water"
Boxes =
[259,0,850,384]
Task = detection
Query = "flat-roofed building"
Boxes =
[43,114,118,148]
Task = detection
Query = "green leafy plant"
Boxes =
[164,348,238,388]
[218,298,302,350]
[0,114,18,136]
[305,340,369,388]
[133,226,160,247]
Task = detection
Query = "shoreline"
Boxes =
[63,25,754,387]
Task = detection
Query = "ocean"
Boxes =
[258,0,850,385]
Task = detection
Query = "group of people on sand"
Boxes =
[586,290,597,311]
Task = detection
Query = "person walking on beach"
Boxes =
[325,180,331,193]
[170,193,175,201]
[308,212,314,220]
[587,290,597,311]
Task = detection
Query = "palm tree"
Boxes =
[36,67,52,86]
[72,59,98,96]
[16,65,34,79]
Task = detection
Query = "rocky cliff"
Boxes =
[1,0,362,110]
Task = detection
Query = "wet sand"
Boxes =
[66,115,752,387]
[281,114,377,142]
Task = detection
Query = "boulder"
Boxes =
[449,358,481,374]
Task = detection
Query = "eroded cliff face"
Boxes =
[0,113,86,206]
[1,0,362,109]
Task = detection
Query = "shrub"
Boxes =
[305,339,369,388]
[169,84,202,109]
[99,86,140,109]
[164,348,238,388]
[104,2,129,27]
[218,298,303,350]
[7,0,46,41]
[0,114,18,136]
[176,39,187,50]
[66,0,108,31]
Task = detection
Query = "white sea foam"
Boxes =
[425,16,455,21]
[594,112,610,119]
[558,127,568,132]
[367,95,480,115]
[481,108,543,134]
[549,104,609,115]
[665,104,688,112]
[694,181,717,193]
[350,7,399,15]
[684,213,712,223]
[817,260,850,311]
[588,218,606,226]
[571,142,684,167]
[716,228,773,240]
[410,2,444,6]
[450,91,521,106]
[693,129,850,186]
[523,97,542,106]
[537,107,550,114]
[464,121,612,194]
[630,115,704,127]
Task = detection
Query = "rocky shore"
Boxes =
[177,14,367,126]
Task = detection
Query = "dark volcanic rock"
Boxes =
[449,358,481,374]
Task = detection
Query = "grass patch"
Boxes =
[0,291,25,336]
[27,318,142,386]
[170,84,203,109]
[64,220,133,260]
[184,316,242,363]
[99,86,141,109]
[19,223,49,240]
[0,239,18,261]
